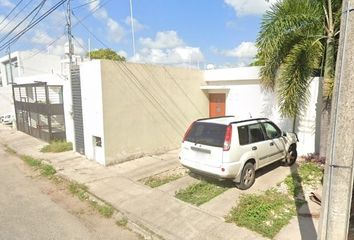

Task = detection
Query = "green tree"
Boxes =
[87,48,126,61]
[256,0,341,119]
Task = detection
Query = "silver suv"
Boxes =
[179,116,298,190]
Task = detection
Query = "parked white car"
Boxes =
[1,114,15,125]
[179,116,298,190]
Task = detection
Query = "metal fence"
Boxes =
[13,82,66,142]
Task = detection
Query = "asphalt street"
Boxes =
[0,146,137,240]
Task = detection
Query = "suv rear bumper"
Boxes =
[180,158,241,180]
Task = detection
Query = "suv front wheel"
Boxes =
[236,162,256,190]
[283,146,297,166]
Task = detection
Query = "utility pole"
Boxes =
[7,47,14,84]
[67,0,73,68]
[129,0,136,56]
[318,0,354,239]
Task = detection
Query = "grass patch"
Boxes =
[116,217,128,227]
[226,189,296,239]
[144,174,183,188]
[284,162,323,197]
[90,201,114,218]
[68,181,114,218]
[40,164,56,177]
[69,182,89,201]
[40,140,73,153]
[20,155,42,168]
[175,181,228,206]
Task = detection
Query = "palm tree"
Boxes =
[256,0,341,129]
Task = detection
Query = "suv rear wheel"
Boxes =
[236,162,255,190]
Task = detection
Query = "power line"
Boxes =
[0,0,35,34]
[20,0,112,61]
[0,0,25,27]
[0,0,45,45]
[0,0,67,52]
[72,0,99,10]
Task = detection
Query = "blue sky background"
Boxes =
[0,0,276,68]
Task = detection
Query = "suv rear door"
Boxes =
[262,122,286,163]
[182,122,226,168]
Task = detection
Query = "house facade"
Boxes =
[77,61,320,166]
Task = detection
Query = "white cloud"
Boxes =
[117,50,127,58]
[223,42,257,58]
[131,46,203,65]
[140,31,184,49]
[131,31,203,66]
[212,42,257,67]
[107,18,124,42]
[225,0,276,16]
[88,0,124,42]
[125,17,145,32]
[31,31,54,45]
[0,0,14,8]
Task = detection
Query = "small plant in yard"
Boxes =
[226,189,296,239]
[144,174,183,188]
[116,217,128,227]
[175,180,228,206]
[302,153,326,165]
[40,140,73,153]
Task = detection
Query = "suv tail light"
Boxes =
[223,125,232,151]
[182,122,194,142]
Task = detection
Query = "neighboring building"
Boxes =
[0,51,62,117]
[0,50,80,145]
[80,60,208,165]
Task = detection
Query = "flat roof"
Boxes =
[203,66,261,82]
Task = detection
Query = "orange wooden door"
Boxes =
[209,93,226,117]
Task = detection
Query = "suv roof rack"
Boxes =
[197,115,235,121]
[230,118,269,124]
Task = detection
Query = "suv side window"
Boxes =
[248,123,265,143]
[263,122,281,139]
[238,125,249,145]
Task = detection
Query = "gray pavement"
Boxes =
[0,125,320,240]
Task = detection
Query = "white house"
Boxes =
[203,66,321,155]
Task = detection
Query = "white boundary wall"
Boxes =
[204,67,320,155]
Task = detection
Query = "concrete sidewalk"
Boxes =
[0,125,320,240]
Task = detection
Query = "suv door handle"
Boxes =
[270,142,274,146]
[252,146,257,151]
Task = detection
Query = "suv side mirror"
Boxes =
[282,132,287,137]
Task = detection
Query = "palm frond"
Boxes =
[277,40,323,117]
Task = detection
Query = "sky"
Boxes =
[0,0,277,69]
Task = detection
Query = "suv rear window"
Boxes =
[185,122,226,147]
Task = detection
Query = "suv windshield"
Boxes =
[185,122,226,147]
